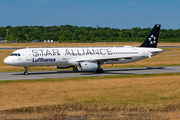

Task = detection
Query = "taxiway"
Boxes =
[0,66,180,81]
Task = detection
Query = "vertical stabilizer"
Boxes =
[140,24,161,48]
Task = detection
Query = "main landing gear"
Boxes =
[96,62,103,73]
[24,67,28,75]
[96,68,103,73]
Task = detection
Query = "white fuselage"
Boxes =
[4,46,163,67]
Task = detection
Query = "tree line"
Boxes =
[0,25,180,43]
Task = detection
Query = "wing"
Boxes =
[68,56,133,65]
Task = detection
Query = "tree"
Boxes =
[0,25,180,43]
[7,35,15,41]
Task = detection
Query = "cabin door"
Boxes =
[26,49,32,61]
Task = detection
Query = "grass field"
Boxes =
[0,73,180,119]
[0,42,180,119]
[0,42,180,48]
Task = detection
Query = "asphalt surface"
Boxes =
[0,66,180,81]
[0,46,180,50]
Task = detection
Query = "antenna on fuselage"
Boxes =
[27,47,28,49]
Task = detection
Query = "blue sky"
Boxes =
[0,0,180,29]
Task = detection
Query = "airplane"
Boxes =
[4,24,163,75]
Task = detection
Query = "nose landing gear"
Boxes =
[24,67,28,75]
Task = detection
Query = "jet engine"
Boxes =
[77,62,98,71]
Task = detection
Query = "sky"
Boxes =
[0,0,180,29]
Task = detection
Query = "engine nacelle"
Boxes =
[77,62,98,71]
[54,65,73,69]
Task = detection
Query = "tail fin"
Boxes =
[140,24,161,48]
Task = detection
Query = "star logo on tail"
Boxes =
[148,34,156,45]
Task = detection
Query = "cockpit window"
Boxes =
[10,53,21,56]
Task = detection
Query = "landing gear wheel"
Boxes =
[24,67,28,75]
[24,72,28,75]
[96,68,103,73]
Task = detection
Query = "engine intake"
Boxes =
[77,62,98,71]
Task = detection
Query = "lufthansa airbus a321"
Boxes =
[4,24,163,75]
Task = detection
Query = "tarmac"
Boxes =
[0,66,180,81]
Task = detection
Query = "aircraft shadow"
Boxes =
[105,67,166,72]
[12,70,76,75]
[80,67,173,75]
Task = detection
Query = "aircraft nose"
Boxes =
[4,57,11,65]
